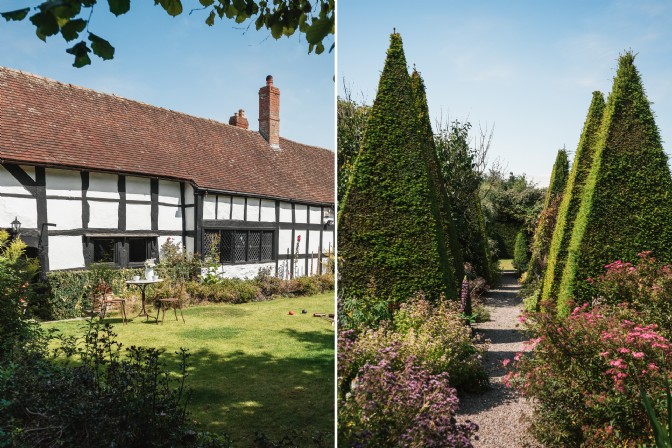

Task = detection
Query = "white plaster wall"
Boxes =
[88,172,119,199]
[294,204,308,224]
[46,169,81,198]
[0,196,37,229]
[158,180,180,205]
[294,229,307,255]
[323,231,334,254]
[88,200,118,228]
[47,198,82,230]
[48,235,85,270]
[217,195,231,220]
[278,229,293,257]
[260,199,275,222]
[207,262,275,280]
[246,198,260,222]
[203,196,217,220]
[309,206,322,224]
[279,202,292,223]
[158,235,182,255]
[308,230,321,255]
[126,203,151,230]
[231,196,245,220]
[185,236,194,254]
[0,165,34,195]
[185,206,195,231]
[184,184,195,205]
[159,204,182,231]
[126,177,150,201]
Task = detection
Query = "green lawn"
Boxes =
[498,258,515,271]
[43,293,335,445]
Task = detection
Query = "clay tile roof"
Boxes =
[0,66,334,205]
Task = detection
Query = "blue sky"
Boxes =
[0,1,335,150]
[337,0,672,186]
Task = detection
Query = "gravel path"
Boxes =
[457,270,542,448]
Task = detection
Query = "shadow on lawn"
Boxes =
[158,335,335,445]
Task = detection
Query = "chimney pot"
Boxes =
[229,109,249,129]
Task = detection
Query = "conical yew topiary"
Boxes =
[339,33,459,325]
[523,149,569,302]
[410,69,463,287]
[557,52,672,316]
[541,92,605,305]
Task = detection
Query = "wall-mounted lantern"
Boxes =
[10,216,21,235]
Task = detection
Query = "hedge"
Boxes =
[557,52,672,315]
[339,33,459,326]
[523,149,569,297]
[44,267,143,320]
[410,69,463,288]
[540,91,605,304]
[512,230,529,273]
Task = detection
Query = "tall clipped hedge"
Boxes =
[523,149,569,297]
[540,92,605,304]
[512,230,529,273]
[557,53,672,315]
[410,69,463,286]
[339,33,459,325]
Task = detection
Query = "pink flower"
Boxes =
[502,359,510,367]
[631,352,645,359]
[297,235,301,241]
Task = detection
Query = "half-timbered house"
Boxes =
[0,68,334,278]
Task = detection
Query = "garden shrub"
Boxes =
[507,303,671,447]
[338,294,488,397]
[411,69,464,287]
[523,149,568,298]
[339,346,478,447]
[338,32,459,328]
[0,230,41,359]
[512,230,529,273]
[1,319,233,447]
[557,52,672,315]
[541,91,605,305]
[45,265,143,320]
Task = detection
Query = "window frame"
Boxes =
[84,236,158,268]
[203,228,275,265]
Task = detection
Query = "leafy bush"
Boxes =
[1,320,233,447]
[339,345,478,447]
[0,230,41,358]
[338,294,488,397]
[186,278,263,304]
[44,265,143,320]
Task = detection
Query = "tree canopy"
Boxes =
[1,0,334,67]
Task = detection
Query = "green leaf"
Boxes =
[30,11,59,41]
[89,33,115,60]
[205,10,215,26]
[60,18,86,41]
[304,16,331,45]
[108,0,130,16]
[199,0,214,6]
[1,8,30,21]
[66,41,91,68]
[157,0,182,17]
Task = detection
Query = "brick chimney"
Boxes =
[258,75,280,149]
[229,109,249,129]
